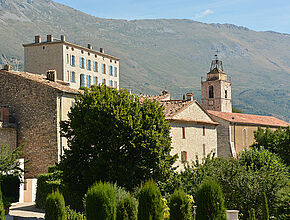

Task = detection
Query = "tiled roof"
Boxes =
[160,100,193,118]
[208,110,289,127]
[0,70,80,94]
[139,94,170,103]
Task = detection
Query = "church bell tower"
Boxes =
[201,54,232,112]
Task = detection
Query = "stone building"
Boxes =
[23,35,120,90]
[0,67,78,202]
[201,55,289,157]
[0,105,17,149]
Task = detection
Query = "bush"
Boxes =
[169,189,192,220]
[116,193,137,220]
[85,182,116,220]
[274,185,290,220]
[249,208,256,220]
[35,171,64,209]
[196,179,226,220]
[137,180,164,220]
[65,206,85,220]
[0,175,20,203]
[262,192,269,220]
[0,188,4,220]
[45,190,66,220]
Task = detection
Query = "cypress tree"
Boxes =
[45,190,66,220]
[169,189,192,220]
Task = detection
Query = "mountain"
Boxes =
[0,0,289,121]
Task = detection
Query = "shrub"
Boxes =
[249,208,256,220]
[137,180,163,220]
[35,172,64,209]
[85,181,116,220]
[169,189,192,220]
[0,188,4,220]
[262,192,269,220]
[0,175,20,203]
[274,185,290,220]
[65,206,85,220]
[45,190,66,220]
[196,179,226,220]
[116,194,137,220]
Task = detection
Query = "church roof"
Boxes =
[208,110,289,127]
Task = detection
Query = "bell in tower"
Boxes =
[201,53,232,113]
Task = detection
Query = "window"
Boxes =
[225,89,228,98]
[86,75,92,87]
[102,64,106,74]
[70,71,76,83]
[243,128,247,148]
[102,78,106,85]
[87,59,91,71]
[203,144,206,158]
[203,126,206,136]
[182,127,186,139]
[66,54,69,64]
[109,80,113,87]
[109,65,113,76]
[70,55,76,66]
[94,62,98,72]
[114,81,117,88]
[209,86,214,98]
[114,67,118,77]
[67,71,69,81]
[181,151,187,162]
[80,74,85,87]
[94,76,98,85]
[80,57,85,69]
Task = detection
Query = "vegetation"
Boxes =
[0,188,4,220]
[137,180,164,220]
[249,208,256,220]
[262,192,269,220]
[169,189,192,220]
[252,126,290,166]
[116,194,138,220]
[232,106,242,113]
[65,206,85,220]
[0,144,23,177]
[0,175,20,204]
[85,182,116,220]
[196,179,226,220]
[59,85,177,206]
[45,190,66,220]
[274,184,290,220]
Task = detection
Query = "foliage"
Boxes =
[161,197,170,219]
[0,188,4,220]
[116,193,137,220]
[137,180,164,220]
[65,206,85,220]
[196,179,226,220]
[45,190,66,220]
[35,171,64,209]
[0,144,24,177]
[248,208,256,220]
[169,189,192,220]
[59,85,177,199]
[179,149,289,220]
[0,175,20,203]
[251,126,290,166]
[262,192,269,220]
[232,106,242,113]
[85,181,116,220]
[274,184,290,220]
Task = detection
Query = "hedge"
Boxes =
[0,175,20,203]
[116,194,137,220]
[169,189,192,220]
[45,190,66,220]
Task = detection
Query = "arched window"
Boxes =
[242,128,247,148]
[209,86,214,98]
[225,85,228,98]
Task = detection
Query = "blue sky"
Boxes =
[54,0,290,34]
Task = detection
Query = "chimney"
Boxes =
[100,48,104,53]
[60,35,66,42]
[186,92,194,101]
[47,34,53,42]
[88,44,92,50]
[0,105,9,123]
[46,70,56,82]
[35,35,41,43]
[3,64,11,71]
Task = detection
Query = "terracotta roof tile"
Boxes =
[0,70,80,94]
[208,110,289,127]
[160,100,194,118]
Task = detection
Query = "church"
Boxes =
[200,55,289,158]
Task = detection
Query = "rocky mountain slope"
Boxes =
[0,0,289,120]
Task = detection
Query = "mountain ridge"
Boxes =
[0,0,289,121]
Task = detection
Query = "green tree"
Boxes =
[248,208,256,220]
[45,190,66,220]
[59,85,176,196]
[0,144,23,176]
[262,192,269,220]
[169,189,192,220]
[0,188,4,220]
[252,126,290,166]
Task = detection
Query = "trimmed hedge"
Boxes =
[137,180,163,220]
[169,189,192,220]
[196,179,226,220]
[45,190,66,220]
[0,175,20,203]
[116,194,137,220]
[85,182,116,220]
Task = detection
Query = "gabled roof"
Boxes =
[0,70,79,95]
[208,110,289,127]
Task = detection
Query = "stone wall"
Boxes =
[0,124,17,149]
[0,71,59,178]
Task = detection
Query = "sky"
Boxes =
[53,0,290,34]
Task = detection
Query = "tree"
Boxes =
[169,189,192,220]
[262,192,269,220]
[252,126,290,166]
[45,190,66,220]
[59,85,177,197]
[0,144,23,177]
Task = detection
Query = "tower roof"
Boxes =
[210,54,224,72]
